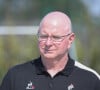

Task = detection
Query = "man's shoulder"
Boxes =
[8,58,40,74]
[74,61,100,80]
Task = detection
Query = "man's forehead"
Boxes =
[39,27,68,35]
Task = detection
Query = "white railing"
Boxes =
[0,26,38,35]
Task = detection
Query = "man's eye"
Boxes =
[53,36,61,39]
[40,35,48,38]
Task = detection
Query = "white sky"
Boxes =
[82,0,100,17]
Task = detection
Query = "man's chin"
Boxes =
[43,54,57,59]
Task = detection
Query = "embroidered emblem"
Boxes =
[26,81,35,89]
[68,83,74,90]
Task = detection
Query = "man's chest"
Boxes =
[13,74,93,90]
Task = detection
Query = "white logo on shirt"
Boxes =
[68,83,74,90]
[26,81,35,90]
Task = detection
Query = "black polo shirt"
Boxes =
[0,57,100,90]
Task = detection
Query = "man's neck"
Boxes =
[41,55,68,77]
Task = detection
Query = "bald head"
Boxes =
[39,11,72,34]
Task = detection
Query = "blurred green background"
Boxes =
[0,0,100,84]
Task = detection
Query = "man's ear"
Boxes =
[68,33,75,49]
[69,33,75,43]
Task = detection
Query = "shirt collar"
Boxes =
[33,56,75,76]
[33,57,46,75]
[60,56,74,76]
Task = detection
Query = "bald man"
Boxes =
[0,11,100,90]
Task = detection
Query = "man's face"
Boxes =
[38,23,74,59]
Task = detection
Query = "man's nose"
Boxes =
[45,37,53,46]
